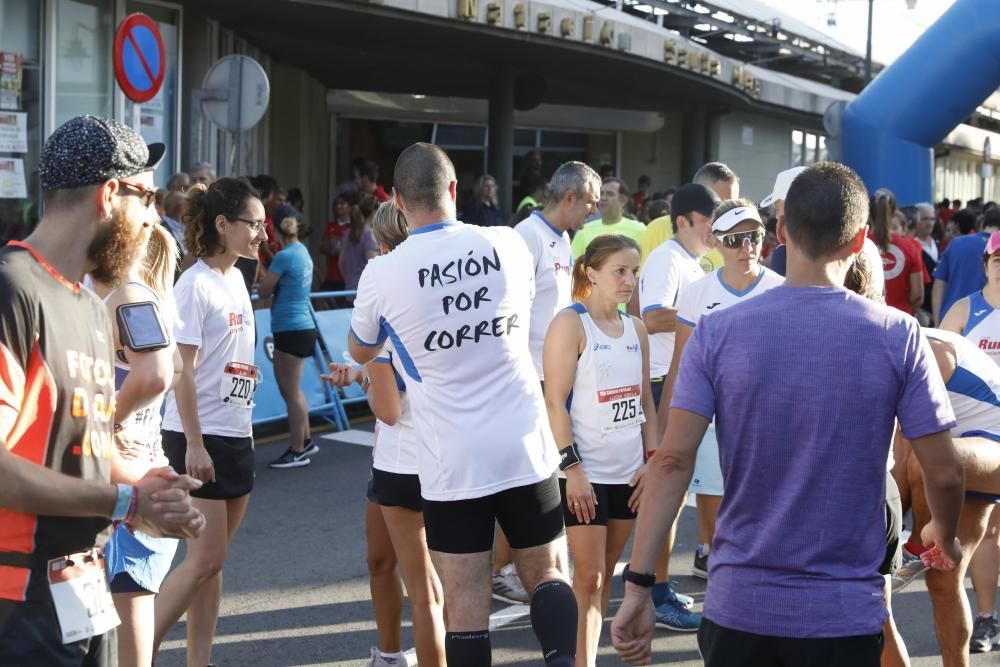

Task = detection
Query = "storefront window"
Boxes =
[0,0,43,242]
[55,0,114,129]
[125,2,180,188]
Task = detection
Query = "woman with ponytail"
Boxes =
[89,223,182,667]
[339,193,380,293]
[542,234,657,666]
[258,207,320,469]
[871,188,924,314]
[154,178,266,667]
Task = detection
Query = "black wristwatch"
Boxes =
[622,563,655,588]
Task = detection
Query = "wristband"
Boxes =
[558,443,582,472]
[124,485,139,523]
[111,483,133,521]
[622,563,656,588]
[644,449,656,462]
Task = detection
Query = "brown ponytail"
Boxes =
[571,234,641,302]
[870,188,896,253]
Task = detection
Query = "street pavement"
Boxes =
[155,421,995,666]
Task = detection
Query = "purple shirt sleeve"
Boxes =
[362,228,378,255]
[896,324,957,440]
[670,319,716,421]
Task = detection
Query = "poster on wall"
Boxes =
[0,112,28,153]
[0,53,22,111]
[0,158,27,199]
[139,112,163,145]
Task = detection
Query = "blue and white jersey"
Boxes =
[371,340,418,476]
[350,221,558,501]
[962,290,1000,367]
[926,328,1000,442]
[562,303,645,485]
[675,267,784,330]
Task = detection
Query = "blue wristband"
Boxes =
[111,483,133,521]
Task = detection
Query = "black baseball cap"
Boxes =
[39,115,165,191]
[670,183,721,221]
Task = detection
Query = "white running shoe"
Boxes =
[366,646,406,666]
[891,545,929,593]
[492,563,531,603]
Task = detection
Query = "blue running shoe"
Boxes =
[652,581,694,611]
[655,589,701,632]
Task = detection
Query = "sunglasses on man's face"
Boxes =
[118,178,157,208]
[716,229,763,250]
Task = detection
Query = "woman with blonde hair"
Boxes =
[543,233,656,666]
[259,207,320,469]
[90,223,181,667]
[462,174,503,227]
[325,201,446,667]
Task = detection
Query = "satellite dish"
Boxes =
[823,100,846,137]
[201,55,270,132]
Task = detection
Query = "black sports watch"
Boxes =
[622,563,655,588]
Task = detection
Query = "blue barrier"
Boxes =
[251,290,360,430]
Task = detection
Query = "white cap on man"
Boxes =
[759,166,807,208]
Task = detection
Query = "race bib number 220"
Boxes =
[220,361,260,409]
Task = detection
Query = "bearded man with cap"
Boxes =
[635,182,719,632]
[0,115,205,667]
[764,166,885,297]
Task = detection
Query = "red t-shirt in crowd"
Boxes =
[324,219,350,282]
[880,232,924,314]
[372,185,390,203]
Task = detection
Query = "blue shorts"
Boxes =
[105,523,178,594]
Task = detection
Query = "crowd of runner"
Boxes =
[0,115,998,667]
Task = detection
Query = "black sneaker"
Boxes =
[301,440,320,456]
[692,548,709,580]
[269,447,311,469]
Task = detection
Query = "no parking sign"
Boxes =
[113,13,165,103]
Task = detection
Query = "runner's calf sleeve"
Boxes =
[530,579,577,665]
[445,630,491,667]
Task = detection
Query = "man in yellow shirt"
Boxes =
[639,162,740,273]
[571,177,646,258]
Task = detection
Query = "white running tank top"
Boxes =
[562,303,645,484]
[372,340,419,475]
[105,280,172,468]
[962,290,1000,367]
[926,328,1000,442]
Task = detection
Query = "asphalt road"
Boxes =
[153,422,996,666]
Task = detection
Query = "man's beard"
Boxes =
[87,206,147,287]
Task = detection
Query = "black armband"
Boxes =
[558,442,582,472]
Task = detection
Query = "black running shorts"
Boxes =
[272,328,318,358]
[162,430,254,500]
[371,468,423,512]
[422,474,565,554]
[698,617,883,667]
[0,598,116,667]
[558,479,637,527]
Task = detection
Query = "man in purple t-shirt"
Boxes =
[611,162,966,667]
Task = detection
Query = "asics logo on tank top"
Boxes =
[881,245,906,280]
[418,248,522,351]
[593,343,612,351]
